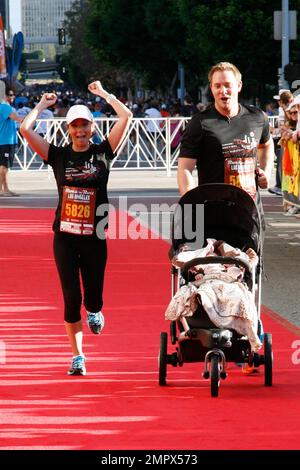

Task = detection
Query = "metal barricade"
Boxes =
[12,115,279,175]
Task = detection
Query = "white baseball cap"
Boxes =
[273,88,290,100]
[66,105,94,124]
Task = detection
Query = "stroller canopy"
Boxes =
[172,183,263,255]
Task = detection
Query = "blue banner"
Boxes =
[6,31,24,80]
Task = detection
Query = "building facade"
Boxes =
[20,0,74,57]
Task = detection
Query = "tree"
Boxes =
[84,0,285,100]
[86,0,185,92]
[63,0,130,91]
[62,0,97,88]
[176,0,282,100]
[64,0,300,101]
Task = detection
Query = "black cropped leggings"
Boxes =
[53,232,107,323]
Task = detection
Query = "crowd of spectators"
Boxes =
[8,82,300,215]
[9,80,288,126]
[268,88,300,217]
[7,83,205,160]
[9,81,202,122]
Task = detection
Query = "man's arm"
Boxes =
[257,137,274,189]
[177,157,197,195]
[9,111,23,124]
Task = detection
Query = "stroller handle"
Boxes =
[182,256,252,274]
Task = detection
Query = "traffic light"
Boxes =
[58,28,66,45]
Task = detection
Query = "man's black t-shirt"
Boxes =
[46,139,114,236]
[179,104,270,185]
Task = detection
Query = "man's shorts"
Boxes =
[0,145,17,168]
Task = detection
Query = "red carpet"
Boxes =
[0,208,300,450]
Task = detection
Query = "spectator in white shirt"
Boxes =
[144,100,162,134]
[35,107,54,138]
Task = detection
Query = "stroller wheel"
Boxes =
[264,333,273,387]
[159,332,168,386]
[210,354,220,397]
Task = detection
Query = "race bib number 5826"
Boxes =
[60,186,96,235]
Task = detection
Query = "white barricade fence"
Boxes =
[13,115,280,175]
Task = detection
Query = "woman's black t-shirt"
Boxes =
[46,139,115,237]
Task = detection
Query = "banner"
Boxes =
[0,14,7,78]
[6,31,24,80]
[282,140,300,207]
[11,32,24,79]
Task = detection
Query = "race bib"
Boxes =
[60,186,96,235]
[224,157,256,199]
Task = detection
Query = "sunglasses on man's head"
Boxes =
[8,93,14,96]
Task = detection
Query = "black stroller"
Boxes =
[159,183,273,397]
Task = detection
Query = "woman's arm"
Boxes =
[20,93,57,162]
[88,81,132,153]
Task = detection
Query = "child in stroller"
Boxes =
[166,238,262,353]
[158,183,273,397]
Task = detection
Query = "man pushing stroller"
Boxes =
[177,62,274,208]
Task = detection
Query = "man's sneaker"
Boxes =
[242,363,259,375]
[87,311,105,335]
[284,206,300,216]
[68,355,86,376]
[268,187,282,196]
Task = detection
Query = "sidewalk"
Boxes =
[8,169,179,194]
[8,167,277,195]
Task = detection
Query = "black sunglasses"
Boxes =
[8,93,15,96]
